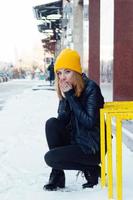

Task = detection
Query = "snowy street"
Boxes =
[0,80,41,110]
[0,80,133,200]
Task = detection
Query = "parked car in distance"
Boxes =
[0,72,9,82]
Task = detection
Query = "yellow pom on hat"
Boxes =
[54,48,82,74]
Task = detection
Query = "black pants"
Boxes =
[44,118,100,171]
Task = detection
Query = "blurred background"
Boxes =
[0,0,132,101]
[0,0,113,84]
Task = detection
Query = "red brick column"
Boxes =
[113,0,133,100]
[88,0,100,85]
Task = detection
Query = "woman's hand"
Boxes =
[59,81,72,93]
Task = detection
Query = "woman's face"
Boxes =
[56,69,74,84]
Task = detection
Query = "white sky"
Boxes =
[0,0,114,63]
[100,0,114,61]
[0,0,42,63]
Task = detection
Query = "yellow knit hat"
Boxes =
[54,48,82,74]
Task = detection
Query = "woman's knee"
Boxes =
[45,117,58,130]
[44,150,55,168]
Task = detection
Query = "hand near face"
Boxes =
[59,81,72,92]
[57,69,74,94]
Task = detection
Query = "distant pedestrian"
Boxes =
[47,59,55,86]
[43,48,104,191]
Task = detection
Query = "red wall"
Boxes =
[113,0,133,100]
[88,0,100,85]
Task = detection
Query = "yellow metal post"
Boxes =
[100,101,133,200]
[100,109,106,187]
[116,117,122,200]
[106,113,113,199]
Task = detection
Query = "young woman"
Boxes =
[43,48,104,191]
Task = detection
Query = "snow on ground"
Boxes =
[0,81,133,200]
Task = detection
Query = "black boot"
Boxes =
[43,169,65,191]
[82,166,100,189]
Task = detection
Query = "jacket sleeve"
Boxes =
[64,86,104,129]
[57,99,71,126]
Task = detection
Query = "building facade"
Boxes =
[33,0,133,100]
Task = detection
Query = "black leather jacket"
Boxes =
[57,74,104,154]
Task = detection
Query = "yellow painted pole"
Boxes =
[116,117,122,200]
[106,113,113,199]
[100,109,106,187]
[100,104,133,200]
